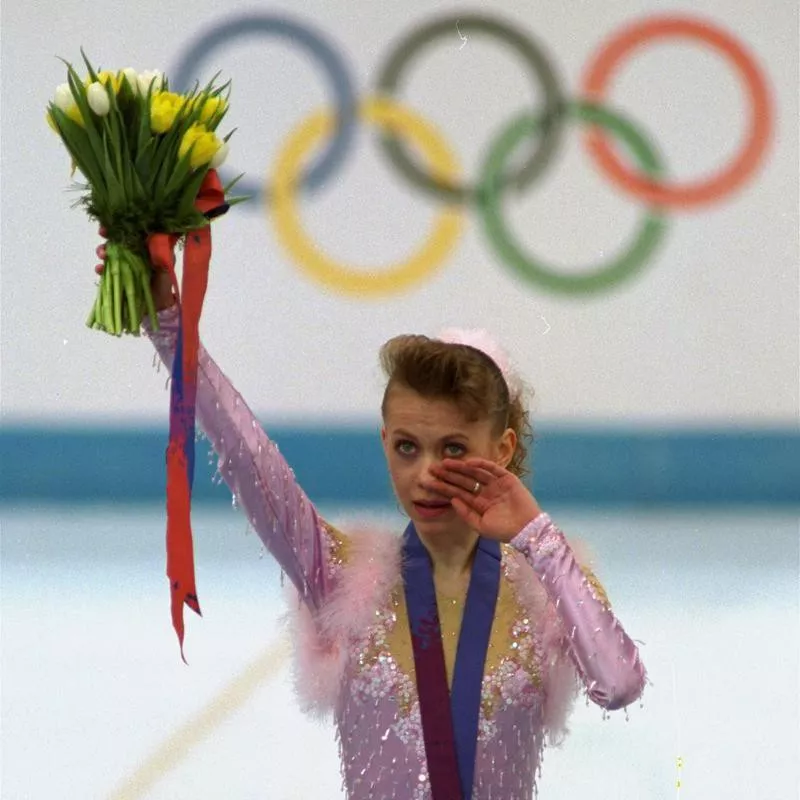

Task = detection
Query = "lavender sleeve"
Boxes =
[143,306,330,610]
[511,513,646,711]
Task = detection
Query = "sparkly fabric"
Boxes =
[144,308,647,799]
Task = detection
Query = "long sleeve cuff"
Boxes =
[511,513,646,711]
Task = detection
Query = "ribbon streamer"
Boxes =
[147,169,226,662]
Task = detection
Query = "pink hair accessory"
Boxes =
[437,327,521,395]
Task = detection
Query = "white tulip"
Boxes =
[121,67,138,94]
[54,83,73,111]
[137,69,164,96]
[210,141,229,169]
[87,82,111,116]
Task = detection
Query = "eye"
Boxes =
[444,442,467,457]
[395,439,416,456]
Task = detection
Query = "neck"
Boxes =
[417,527,480,579]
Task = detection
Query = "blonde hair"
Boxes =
[379,335,534,478]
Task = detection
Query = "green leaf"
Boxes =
[63,62,109,175]
[129,162,148,199]
[105,85,136,201]
[149,128,184,202]
[79,48,100,83]
[199,71,223,96]
[101,128,125,209]
[136,82,154,158]
[134,137,156,187]
[161,145,196,199]
[222,171,246,194]
[49,104,105,191]
[176,167,210,219]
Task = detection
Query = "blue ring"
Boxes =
[170,12,358,204]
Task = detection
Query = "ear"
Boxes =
[380,425,388,451]
[495,427,517,469]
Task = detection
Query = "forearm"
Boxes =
[143,306,331,608]
[511,514,646,710]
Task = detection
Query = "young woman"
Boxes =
[138,269,646,800]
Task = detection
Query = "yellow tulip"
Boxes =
[189,132,221,169]
[178,123,221,169]
[150,91,185,134]
[46,99,84,128]
[198,95,226,123]
[179,123,202,154]
[65,102,84,127]
[97,70,123,93]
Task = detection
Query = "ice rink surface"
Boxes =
[2,504,797,799]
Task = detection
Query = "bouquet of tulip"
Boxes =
[47,52,246,660]
[46,51,243,335]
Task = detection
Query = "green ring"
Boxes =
[374,14,567,204]
[479,101,668,295]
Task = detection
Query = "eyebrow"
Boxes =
[392,429,470,443]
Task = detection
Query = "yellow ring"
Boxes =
[270,97,464,298]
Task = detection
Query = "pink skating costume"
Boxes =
[145,306,647,800]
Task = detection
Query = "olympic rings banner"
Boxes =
[170,10,773,299]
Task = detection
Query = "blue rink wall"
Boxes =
[2,424,799,506]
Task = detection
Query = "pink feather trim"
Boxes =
[283,525,402,718]
[503,544,585,747]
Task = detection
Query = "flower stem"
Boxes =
[111,254,122,335]
[101,255,114,333]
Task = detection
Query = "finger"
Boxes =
[430,470,492,500]
[458,458,509,478]
[426,477,480,506]
[96,244,106,260]
[95,263,104,275]
[434,460,497,486]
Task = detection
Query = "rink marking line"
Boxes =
[107,636,291,800]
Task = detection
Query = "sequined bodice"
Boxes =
[357,548,543,703]
[340,546,547,799]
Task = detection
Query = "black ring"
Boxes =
[374,14,567,204]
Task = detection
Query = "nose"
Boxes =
[416,455,441,490]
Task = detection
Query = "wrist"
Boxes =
[154,293,177,311]
[510,512,551,550]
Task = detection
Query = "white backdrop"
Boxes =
[1,0,797,426]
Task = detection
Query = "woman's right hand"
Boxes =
[95,230,176,313]
[148,267,176,312]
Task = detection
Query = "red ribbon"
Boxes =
[147,169,225,662]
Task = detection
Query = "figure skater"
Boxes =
[123,262,646,800]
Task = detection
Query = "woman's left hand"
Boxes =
[428,458,543,542]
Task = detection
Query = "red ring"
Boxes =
[581,15,772,208]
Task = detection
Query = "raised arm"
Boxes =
[143,305,332,610]
[511,513,646,711]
